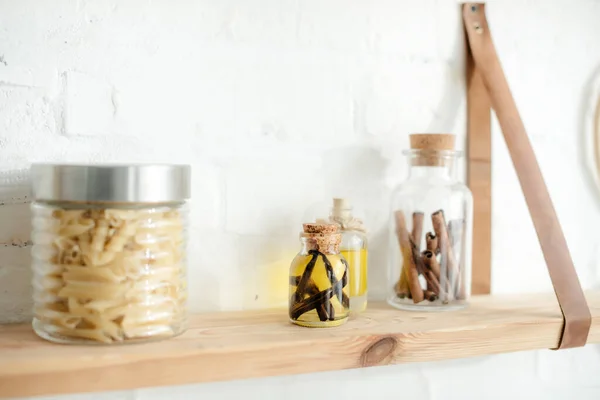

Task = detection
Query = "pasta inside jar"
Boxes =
[31,205,188,344]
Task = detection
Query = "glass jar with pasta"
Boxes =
[30,164,191,344]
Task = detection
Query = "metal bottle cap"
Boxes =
[31,163,191,203]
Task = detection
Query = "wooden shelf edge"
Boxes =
[1,291,599,398]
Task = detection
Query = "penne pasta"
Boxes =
[32,205,187,343]
[52,209,85,223]
[63,265,126,283]
[83,251,117,267]
[58,281,131,300]
[91,219,109,252]
[59,218,95,237]
[45,325,114,344]
[123,324,173,339]
[33,275,65,292]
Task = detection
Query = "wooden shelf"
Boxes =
[1,292,599,398]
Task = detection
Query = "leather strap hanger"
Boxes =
[463,3,591,349]
[466,19,492,296]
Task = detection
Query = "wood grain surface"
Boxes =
[1,292,599,398]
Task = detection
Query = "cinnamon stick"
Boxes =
[431,210,458,302]
[394,211,424,303]
[397,265,410,296]
[393,211,410,296]
[424,290,438,302]
[421,250,441,279]
[413,241,442,297]
[426,270,441,295]
[412,212,424,251]
[448,219,466,300]
[447,219,464,248]
[426,232,439,255]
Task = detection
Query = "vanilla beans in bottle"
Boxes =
[289,223,350,327]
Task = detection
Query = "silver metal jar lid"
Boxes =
[31,164,191,203]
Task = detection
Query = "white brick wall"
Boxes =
[1,0,600,399]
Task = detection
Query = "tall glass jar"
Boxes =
[387,134,473,311]
[289,223,350,327]
[30,164,190,344]
[327,198,368,313]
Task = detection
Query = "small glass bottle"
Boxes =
[387,134,473,311]
[30,164,190,344]
[289,223,349,327]
[327,198,368,313]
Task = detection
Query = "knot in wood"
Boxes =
[361,337,397,367]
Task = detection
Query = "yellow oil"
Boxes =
[289,253,349,327]
[340,248,368,313]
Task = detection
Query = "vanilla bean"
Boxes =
[293,252,319,303]
[339,258,350,308]
[290,269,347,320]
[322,251,349,307]
[327,300,335,321]
[306,280,328,321]
[290,288,335,320]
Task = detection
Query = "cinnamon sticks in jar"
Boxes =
[388,133,471,310]
[394,211,424,303]
[394,209,466,305]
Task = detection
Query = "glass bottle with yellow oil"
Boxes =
[289,223,350,327]
[327,198,368,313]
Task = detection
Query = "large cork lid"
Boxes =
[410,134,456,151]
[301,223,341,252]
[302,223,339,235]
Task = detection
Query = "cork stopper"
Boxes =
[333,198,350,210]
[408,133,457,166]
[410,134,456,151]
[301,223,341,253]
[331,198,352,220]
[303,223,338,235]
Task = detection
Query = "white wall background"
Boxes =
[1,0,600,399]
